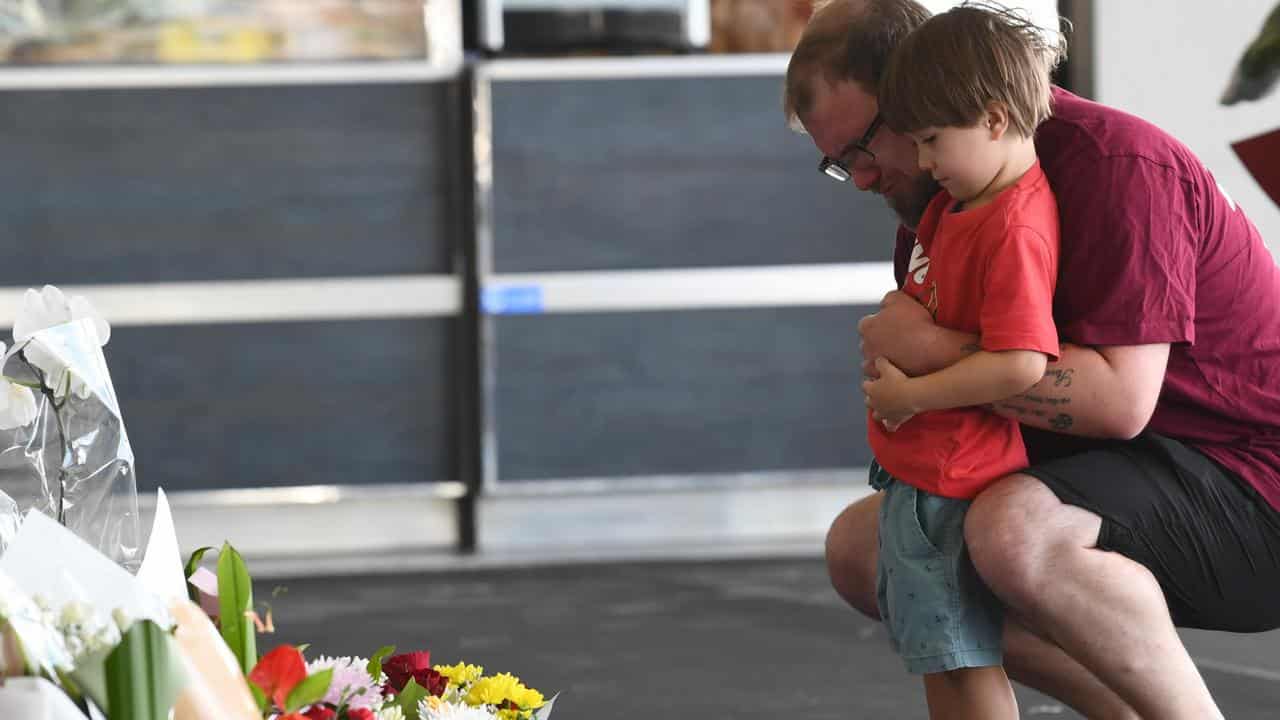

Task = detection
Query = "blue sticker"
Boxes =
[482,284,544,315]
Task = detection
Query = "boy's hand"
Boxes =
[862,357,919,430]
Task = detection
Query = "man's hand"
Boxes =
[858,291,938,379]
[862,357,918,430]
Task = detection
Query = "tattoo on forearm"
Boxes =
[1045,368,1074,387]
[997,402,1047,418]
[1049,413,1074,431]
[961,342,980,354]
[1019,393,1071,407]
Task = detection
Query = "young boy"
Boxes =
[860,5,1065,719]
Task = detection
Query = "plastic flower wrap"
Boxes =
[0,285,140,570]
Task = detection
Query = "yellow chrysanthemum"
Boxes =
[435,662,485,687]
[464,672,545,711]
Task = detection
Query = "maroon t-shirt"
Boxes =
[893,88,1280,510]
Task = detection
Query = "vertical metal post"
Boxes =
[1058,0,1095,99]
[453,60,500,553]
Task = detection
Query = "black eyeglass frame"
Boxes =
[818,113,884,183]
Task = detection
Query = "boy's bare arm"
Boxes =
[905,349,1047,413]
[863,348,1045,428]
[859,291,1170,438]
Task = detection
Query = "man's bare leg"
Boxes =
[827,494,1142,719]
[965,474,1223,719]
[1002,618,1139,720]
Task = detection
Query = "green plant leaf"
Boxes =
[67,645,112,712]
[284,667,334,712]
[216,542,257,674]
[367,645,395,681]
[397,678,430,720]
[184,546,214,602]
[184,546,214,580]
[104,620,187,720]
[249,681,268,713]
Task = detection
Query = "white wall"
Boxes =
[919,0,1061,40]
[1096,1,1280,254]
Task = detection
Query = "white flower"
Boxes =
[0,344,38,428]
[13,285,109,346]
[54,599,121,661]
[8,286,111,401]
[377,707,406,720]
[419,697,499,720]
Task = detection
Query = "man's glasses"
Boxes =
[818,113,883,183]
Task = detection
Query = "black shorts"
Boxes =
[1020,429,1280,632]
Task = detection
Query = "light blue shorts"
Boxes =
[871,461,1005,675]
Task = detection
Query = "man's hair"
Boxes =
[783,0,930,129]
[878,3,1067,138]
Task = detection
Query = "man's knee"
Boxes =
[826,494,882,620]
[963,473,1092,605]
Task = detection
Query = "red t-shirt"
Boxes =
[892,88,1280,510]
[873,162,1060,499]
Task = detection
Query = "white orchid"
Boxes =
[9,285,111,401]
[13,285,110,347]
[0,344,38,430]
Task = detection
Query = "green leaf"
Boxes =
[216,542,257,674]
[284,668,334,712]
[249,682,268,713]
[67,645,112,712]
[104,620,187,720]
[184,546,214,602]
[184,546,214,580]
[367,645,395,681]
[396,678,430,720]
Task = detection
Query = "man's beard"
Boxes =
[886,174,941,229]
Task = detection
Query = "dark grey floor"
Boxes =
[257,557,1280,719]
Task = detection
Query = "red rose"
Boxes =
[345,709,375,720]
[381,651,431,693]
[303,707,337,720]
[418,667,449,697]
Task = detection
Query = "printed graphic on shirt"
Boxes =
[906,241,939,319]
[908,241,931,284]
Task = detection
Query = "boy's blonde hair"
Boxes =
[878,2,1067,138]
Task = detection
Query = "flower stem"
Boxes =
[18,349,71,525]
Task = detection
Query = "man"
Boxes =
[784,1,1280,718]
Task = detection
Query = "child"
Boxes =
[861,5,1066,719]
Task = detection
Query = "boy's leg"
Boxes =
[826,491,1143,719]
[923,667,1017,720]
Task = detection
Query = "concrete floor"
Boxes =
[257,556,1280,719]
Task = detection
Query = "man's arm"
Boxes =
[859,291,1170,438]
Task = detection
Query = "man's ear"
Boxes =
[985,101,1011,140]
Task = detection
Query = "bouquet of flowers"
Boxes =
[189,544,555,720]
[0,285,556,720]
[0,285,139,569]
